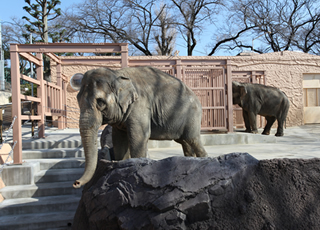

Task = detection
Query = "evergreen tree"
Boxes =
[22,0,62,81]
[22,0,61,43]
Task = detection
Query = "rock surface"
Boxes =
[73,153,320,230]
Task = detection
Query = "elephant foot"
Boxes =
[250,130,258,134]
[275,132,284,137]
[262,131,270,135]
[244,129,252,133]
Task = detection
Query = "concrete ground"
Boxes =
[3,123,320,161]
[148,124,320,160]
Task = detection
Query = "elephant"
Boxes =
[232,81,289,136]
[98,125,114,161]
[73,66,208,188]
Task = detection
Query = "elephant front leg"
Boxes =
[127,120,150,158]
[112,128,130,160]
[248,111,258,134]
[242,110,252,133]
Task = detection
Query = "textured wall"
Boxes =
[53,51,320,128]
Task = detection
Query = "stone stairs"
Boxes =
[0,139,85,230]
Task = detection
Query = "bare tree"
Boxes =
[170,0,223,56]
[209,0,320,55]
[154,4,177,55]
[62,0,168,56]
[2,18,39,82]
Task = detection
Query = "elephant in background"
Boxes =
[73,66,207,188]
[232,81,290,136]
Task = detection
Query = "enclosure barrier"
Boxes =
[9,42,265,165]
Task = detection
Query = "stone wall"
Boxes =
[52,51,320,128]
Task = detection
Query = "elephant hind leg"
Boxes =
[175,139,195,157]
[262,116,276,135]
[275,103,289,136]
[275,119,285,136]
[176,137,207,158]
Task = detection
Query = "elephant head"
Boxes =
[232,81,247,106]
[73,68,138,188]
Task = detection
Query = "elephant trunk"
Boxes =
[73,113,101,189]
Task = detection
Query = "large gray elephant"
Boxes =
[73,66,207,188]
[232,81,289,136]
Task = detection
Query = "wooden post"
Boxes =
[10,44,23,164]
[176,59,182,80]
[121,44,129,68]
[226,59,234,133]
[57,63,63,129]
[36,53,45,138]
[31,102,35,137]
[0,108,3,143]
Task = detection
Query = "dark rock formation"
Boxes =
[73,153,258,229]
[73,154,320,230]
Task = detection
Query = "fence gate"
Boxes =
[181,67,227,131]
[303,74,320,123]
[232,71,266,129]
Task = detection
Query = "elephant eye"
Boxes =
[96,98,106,110]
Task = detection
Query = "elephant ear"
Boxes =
[240,85,247,97]
[239,85,247,105]
[114,76,138,113]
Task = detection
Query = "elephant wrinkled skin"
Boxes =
[73,66,207,188]
[232,81,289,137]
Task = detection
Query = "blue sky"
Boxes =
[0,0,228,56]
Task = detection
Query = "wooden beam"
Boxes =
[61,58,121,66]
[21,115,41,120]
[20,74,41,85]
[20,95,41,103]
[19,52,42,66]
[44,52,61,64]
[10,43,128,53]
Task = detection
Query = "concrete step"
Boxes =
[22,138,83,150]
[34,168,85,183]
[25,158,85,170]
[0,195,80,216]
[0,181,82,199]
[22,148,85,159]
[0,211,75,230]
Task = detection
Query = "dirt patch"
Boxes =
[224,158,320,230]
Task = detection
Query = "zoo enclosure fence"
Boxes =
[9,43,265,164]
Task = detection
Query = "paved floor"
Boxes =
[148,124,320,160]
[4,124,320,161]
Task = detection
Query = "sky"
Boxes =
[0,0,231,56]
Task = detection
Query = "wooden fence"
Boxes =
[9,43,264,164]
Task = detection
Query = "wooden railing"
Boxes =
[10,43,129,164]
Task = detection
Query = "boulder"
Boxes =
[73,153,258,229]
[73,154,320,230]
